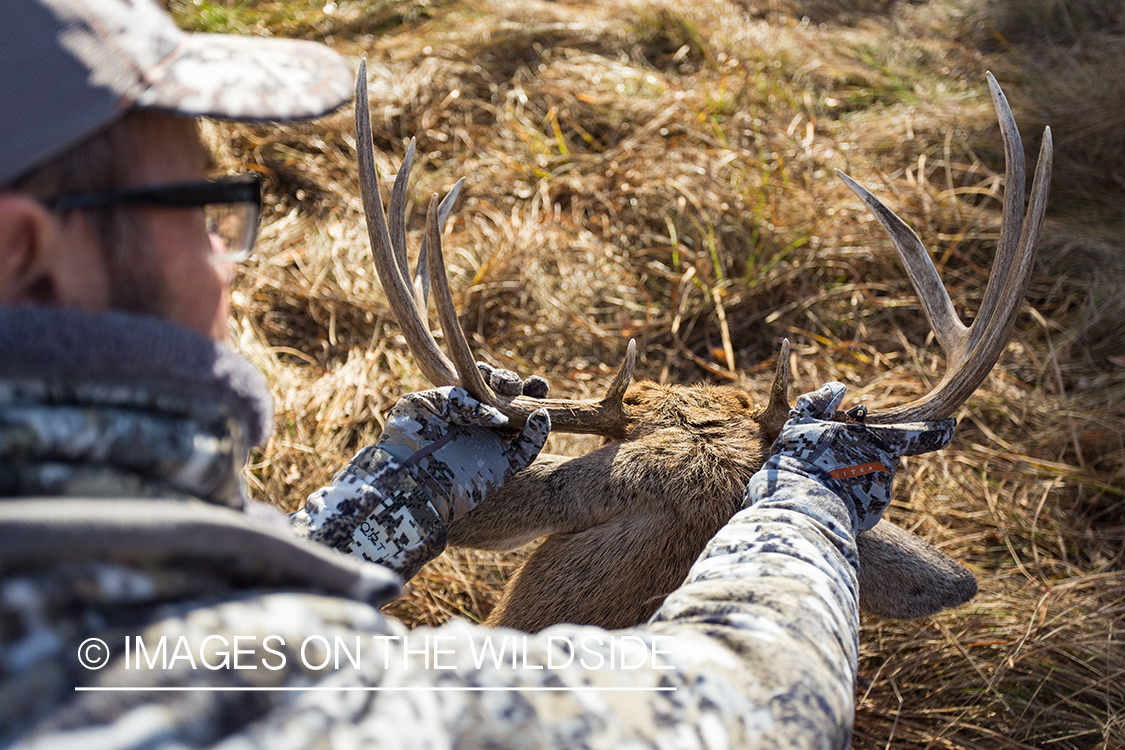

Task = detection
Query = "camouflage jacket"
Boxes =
[1,308,860,749]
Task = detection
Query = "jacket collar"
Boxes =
[0,307,274,508]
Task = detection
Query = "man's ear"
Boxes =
[0,194,58,304]
[0,195,110,309]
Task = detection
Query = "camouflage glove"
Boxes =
[770,382,956,532]
[376,386,550,524]
[294,381,549,579]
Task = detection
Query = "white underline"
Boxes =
[76,686,677,692]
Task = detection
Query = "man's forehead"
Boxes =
[199,138,218,175]
[182,126,216,178]
[128,113,215,181]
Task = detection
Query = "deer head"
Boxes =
[354,61,1052,631]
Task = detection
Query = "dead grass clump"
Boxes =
[184,0,1124,745]
[970,0,1125,46]
[750,0,913,27]
[856,576,1125,748]
[959,0,1125,377]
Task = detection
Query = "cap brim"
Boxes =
[135,33,354,122]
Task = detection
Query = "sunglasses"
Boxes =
[43,174,262,264]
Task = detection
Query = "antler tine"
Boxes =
[835,170,967,359]
[841,73,1052,424]
[392,140,435,322]
[604,339,637,403]
[424,193,498,405]
[927,127,1051,414]
[413,178,464,312]
[389,138,415,285]
[390,140,463,316]
[422,190,639,433]
[355,59,458,387]
[970,72,1027,349]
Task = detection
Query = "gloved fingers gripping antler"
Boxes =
[791,381,847,422]
[382,387,551,523]
[501,408,550,475]
[476,362,551,399]
[770,382,956,532]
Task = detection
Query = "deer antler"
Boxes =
[840,72,1052,424]
[354,60,636,436]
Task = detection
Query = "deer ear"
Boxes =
[857,519,978,619]
[755,338,791,444]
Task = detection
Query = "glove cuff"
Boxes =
[344,457,450,571]
[758,454,864,533]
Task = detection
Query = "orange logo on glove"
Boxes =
[828,462,892,480]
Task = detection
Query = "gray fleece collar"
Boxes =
[0,306,273,448]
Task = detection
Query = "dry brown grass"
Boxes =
[177,0,1124,746]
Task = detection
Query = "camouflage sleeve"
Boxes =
[15,464,862,748]
[290,387,549,581]
[281,459,861,748]
[290,446,447,580]
[646,455,862,747]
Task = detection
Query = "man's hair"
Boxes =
[9,111,198,316]
[11,114,132,198]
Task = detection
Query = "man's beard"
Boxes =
[104,212,175,322]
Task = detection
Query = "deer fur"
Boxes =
[353,65,1047,635]
[449,380,978,631]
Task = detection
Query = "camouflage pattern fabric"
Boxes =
[1,310,952,748]
[769,382,956,531]
[0,381,243,505]
[0,307,272,508]
[3,459,866,749]
[293,448,449,580]
[294,387,549,579]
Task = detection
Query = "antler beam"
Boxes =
[840,72,1052,423]
[355,59,637,436]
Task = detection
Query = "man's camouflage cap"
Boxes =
[1,0,354,186]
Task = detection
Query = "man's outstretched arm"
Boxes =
[291,370,550,579]
[646,382,955,746]
[270,383,953,749]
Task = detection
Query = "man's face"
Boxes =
[118,116,235,341]
[0,113,236,341]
